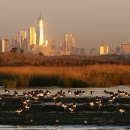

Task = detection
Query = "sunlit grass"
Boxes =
[0,64,130,88]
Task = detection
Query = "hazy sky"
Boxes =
[1,0,130,53]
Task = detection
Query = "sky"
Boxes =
[1,0,130,54]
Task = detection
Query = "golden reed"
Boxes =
[0,64,130,88]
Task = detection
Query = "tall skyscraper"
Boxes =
[70,34,75,47]
[64,33,69,50]
[28,27,36,45]
[37,7,44,46]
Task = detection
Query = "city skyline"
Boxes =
[1,0,130,53]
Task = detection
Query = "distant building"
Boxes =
[0,39,10,52]
[70,34,75,48]
[18,31,26,47]
[0,39,5,52]
[99,44,109,55]
[28,27,36,45]
[80,48,86,55]
[64,33,69,50]
[109,47,115,54]
[116,46,120,54]
[23,38,30,52]
[121,43,130,54]
[37,10,44,46]
[90,48,97,56]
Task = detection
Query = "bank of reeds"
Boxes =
[0,64,130,88]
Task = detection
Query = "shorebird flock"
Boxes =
[2,89,130,115]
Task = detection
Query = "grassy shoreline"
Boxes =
[0,64,130,88]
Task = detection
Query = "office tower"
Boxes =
[14,36,21,50]
[0,39,10,52]
[23,38,30,52]
[64,33,69,50]
[70,34,75,47]
[28,27,36,45]
[37,8,44,46]
[121,43,130,54]
[90,48,97,56]
[4,39,10,52]
[18,31,26,47]
[0,39,5,52]
[99,44,109,55]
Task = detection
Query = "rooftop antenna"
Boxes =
[40,4,41,17]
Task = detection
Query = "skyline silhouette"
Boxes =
[0,0,130,53]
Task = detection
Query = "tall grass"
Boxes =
[0,64,130,88]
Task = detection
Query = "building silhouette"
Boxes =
[90,48,98,56]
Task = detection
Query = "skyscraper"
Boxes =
[28,27,36,45]
[99,44,109,55]
[64,33,69,50]
[0,39,5,52]
[37,8,44,46]
[18,31,26,47]
[70,34,75,47]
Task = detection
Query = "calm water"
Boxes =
[1,85,130,130]
[1,85,130,97]
[0,125,130,130]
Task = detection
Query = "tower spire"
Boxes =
[40,4,41,17]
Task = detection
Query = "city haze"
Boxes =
[0,0,130,53]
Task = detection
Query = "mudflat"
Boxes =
[0,90,130,125]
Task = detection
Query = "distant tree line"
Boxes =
[0,52,129,66]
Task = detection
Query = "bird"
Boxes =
[98,101,104,108]
[84,120,87,124]
[5,90,11,95]
[13,91,18,97]
[15,108,23,115]
[73,103,77,108]
[52,94,58,101]
[82,91,86,95]
[117,108,125,114]
[55,102,62,106]
[24,104,31,110]
[68,90,72,96]
[1,100,5,106]
[62,103,68,110]
[89,100,94,108]
[90,91,94,95]
[33,95,39,101]
[108,97,114,103]
[68,106,75,113]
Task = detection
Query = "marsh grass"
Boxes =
[0,64,130,88]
